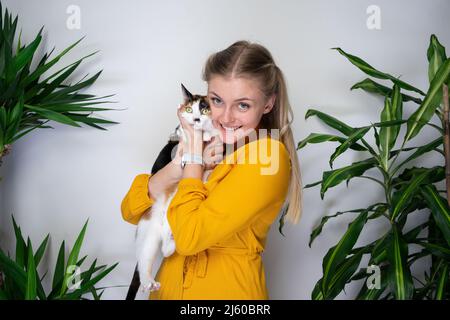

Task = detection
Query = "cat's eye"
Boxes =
[185,107,193,113]
[201,109,211,115]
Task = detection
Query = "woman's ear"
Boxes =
[263,94,276,114]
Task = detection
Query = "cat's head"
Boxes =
[179,83,211,129]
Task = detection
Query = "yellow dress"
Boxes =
[121,137,291,299]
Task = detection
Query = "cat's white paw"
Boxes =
[203,132,212,141]
[193,123,203,130]
[140,280,161,292]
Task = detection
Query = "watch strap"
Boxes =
[181,153,204,168]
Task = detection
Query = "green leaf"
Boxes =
[321,211,368,293]
[25,239,37,300]
[427,34,447,83]
[8,96,24,127]
[304,180,321,189]
[329,126,371,168]
[64,113,119,127]
[22,37,86,87]
[50,241,64,296]
[0,289,8,300]
[404,222,428,243]
[5,96,24,143]
[321,157,377,199]
[406,58,450,141]
[41,71,102,103]
[420,184,450,247]
[322,251,364,299]
[24,104,81,127]
[60,262,118,300]
[33,60,83,101]
[369,233,389,265]
[373,124,380,149]
[414,241,450,260]
[379,85,403,169]
[297,132,366,151]
[351,78,423,104]
[278,204,288,236]
[392,137,443,176]
[6,33,41,83]
[393,166,444,189]
[390,170,431,221]
[59,220,89,297]
[309,203,385,247]
[311,279,324,300]
[435,264,448,300]
[34,234,49,267]
[0,248,27,296]
[356,267,388,300]
[0,107,7,137]
[379,98,394,169]
[41,102,115,113]
[80,259,98,286]
[305,109,355,136]
[11,215,27,268]
[386,226,414,300]
[333,47,426,95]
[10,119,51,144]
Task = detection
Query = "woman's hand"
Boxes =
[176,104,223,171]
[203,135,224,170]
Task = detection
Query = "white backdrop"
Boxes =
[0,0,448,299]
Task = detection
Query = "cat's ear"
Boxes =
[181,83,194,102]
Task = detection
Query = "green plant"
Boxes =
[0,2,118,166]
[0,216,118,300]
[300,34,450,300]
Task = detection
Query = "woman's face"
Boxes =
[207,75,275,145]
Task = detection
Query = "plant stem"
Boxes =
[387,139,407,174]
[378,165,392,207]
[442,84,450,206]
[0,144,12,167]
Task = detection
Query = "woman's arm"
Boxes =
[167,139,291,255]
[121,144,184,225]
[148,160,183,199]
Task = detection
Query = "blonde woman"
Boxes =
[121,40,302,299]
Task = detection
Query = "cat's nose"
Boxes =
[194,118,200,123]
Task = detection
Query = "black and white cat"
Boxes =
[135,84,217,292]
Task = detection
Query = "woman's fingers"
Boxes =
[203,136,224,169]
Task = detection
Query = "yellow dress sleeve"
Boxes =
[167,140,291,256]
[121,173,154,225]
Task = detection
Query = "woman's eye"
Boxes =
[211,97,221,105]
[238,103,249,110]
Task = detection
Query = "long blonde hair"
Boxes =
[202,40,303,224]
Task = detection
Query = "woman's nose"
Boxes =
[222,107,234,123]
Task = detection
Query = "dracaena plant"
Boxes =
[0,216,118,300]
[0,2,118,166]
[300,34,450,300]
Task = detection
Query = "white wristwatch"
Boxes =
[181,153,204,168]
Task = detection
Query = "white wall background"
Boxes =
[0,0,448,299]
